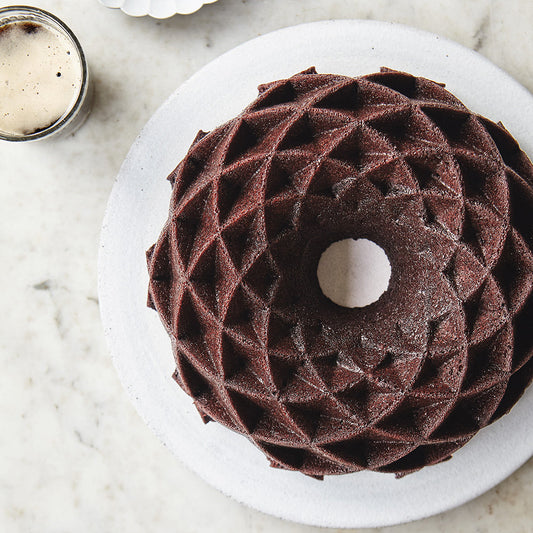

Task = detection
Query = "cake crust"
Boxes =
[147,68,533,477]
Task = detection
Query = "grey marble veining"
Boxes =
[0,0,532,531]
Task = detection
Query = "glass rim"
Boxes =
[0,5,89,142]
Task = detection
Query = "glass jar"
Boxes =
[0,6,92,141]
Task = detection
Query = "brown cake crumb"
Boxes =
[147,68,533,477]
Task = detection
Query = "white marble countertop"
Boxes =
[1,1,532,531]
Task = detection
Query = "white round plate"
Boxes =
[98,0,218,18]
[98,20,533,528]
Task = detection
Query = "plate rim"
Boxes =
[98,19,533,528]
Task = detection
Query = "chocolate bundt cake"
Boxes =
[147,68,533,478]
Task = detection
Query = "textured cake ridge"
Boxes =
[147,68,533,478]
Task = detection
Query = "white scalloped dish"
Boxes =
[98,0,218,18]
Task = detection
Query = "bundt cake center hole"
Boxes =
[317,238,391,308]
